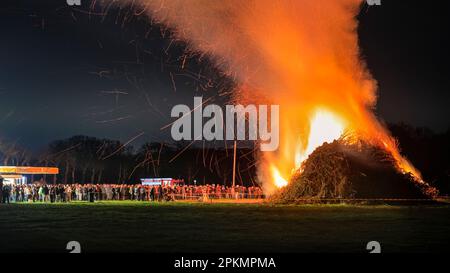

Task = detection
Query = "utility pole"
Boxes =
[232,140,237,187]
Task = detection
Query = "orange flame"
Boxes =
[271,108,347,187]
[269,106,421,191]
[272,165,288,188]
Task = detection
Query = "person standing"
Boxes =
[150,186,155,202]
[24,186,30,202]
[44,185,50,202]
[129,186,135,201]
[65,186,71,202]
[141,186,146,201]
[50,186,56,203]
[88,187,95,202]
[0,176,3,203]
[2,184,10,204]
[133,186,138,201]
[32,186,37,202]
[20,186,25,202]
[158,185,164,202]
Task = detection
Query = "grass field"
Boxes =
[1,201,449,253]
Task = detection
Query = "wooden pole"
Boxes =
[232,140,237,187]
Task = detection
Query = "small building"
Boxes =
[0,166,59,185]
[140,178,184,187]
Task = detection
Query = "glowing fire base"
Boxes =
[270,140,438,203]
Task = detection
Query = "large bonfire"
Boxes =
[270,138,438,203]
[111,0,437,200]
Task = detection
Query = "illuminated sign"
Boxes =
[141,178,184,186]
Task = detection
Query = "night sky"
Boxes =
[1,0,449,150]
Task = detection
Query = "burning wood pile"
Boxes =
[271,139,438,203]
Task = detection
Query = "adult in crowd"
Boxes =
[2,184,10,204]
[0,176,3,203]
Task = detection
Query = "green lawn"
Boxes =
[1,201,449,253]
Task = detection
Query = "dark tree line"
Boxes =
[1,123,449,193]
[0,136,258,187]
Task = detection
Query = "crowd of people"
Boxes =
[0,182,264,203]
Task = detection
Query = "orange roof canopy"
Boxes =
[0,166,59,175]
